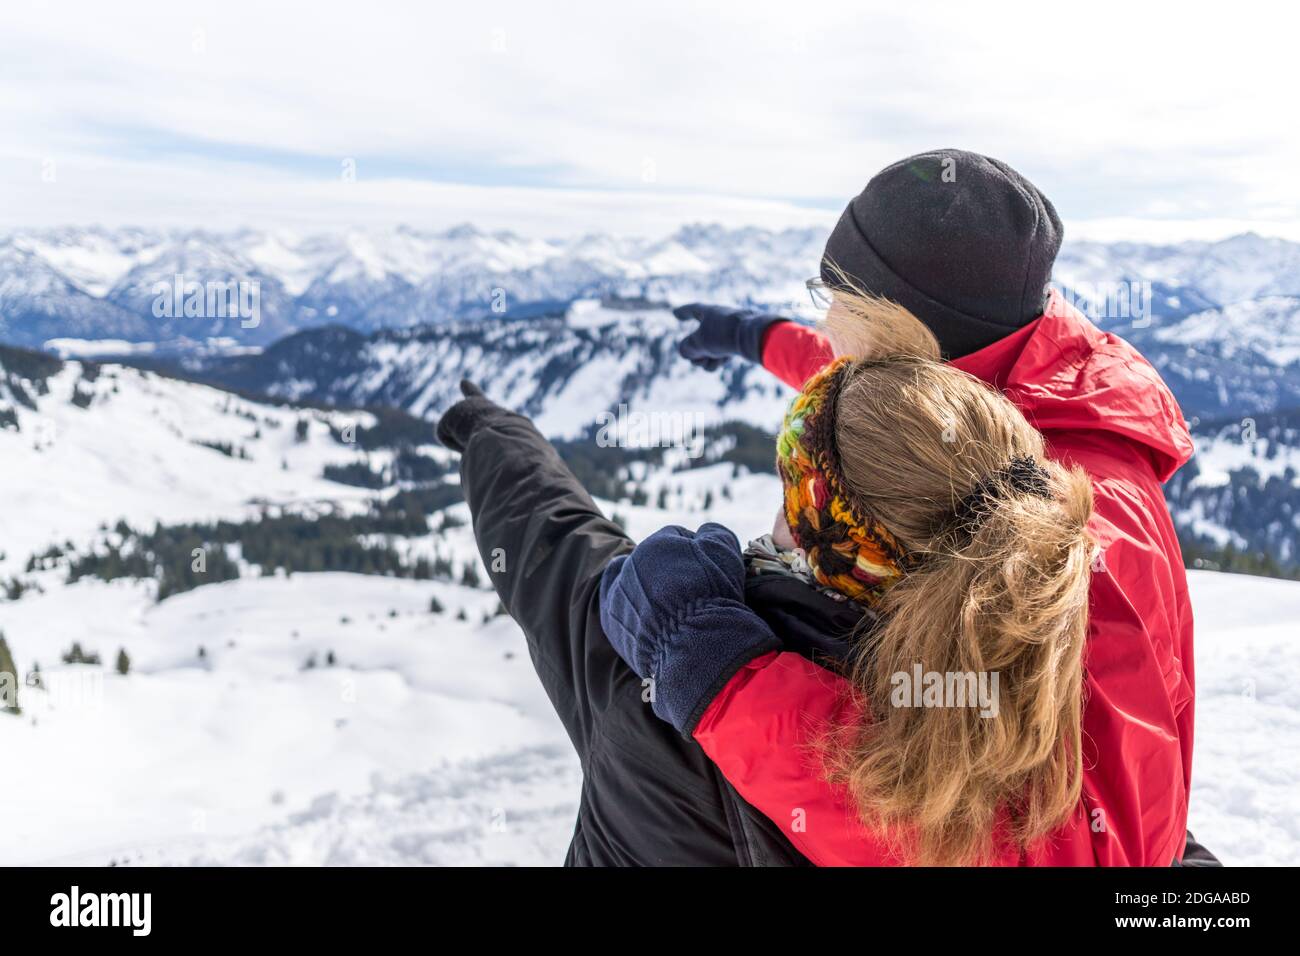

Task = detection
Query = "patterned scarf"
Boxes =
[775,358,909,607]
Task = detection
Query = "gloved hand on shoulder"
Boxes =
[599,522,781,734]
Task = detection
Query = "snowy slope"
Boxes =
[1164,409,1300,565]
[1,434,1296,865]
[1055,233,1300,311]
[1184,571,1300,866]
[0,572,560,866]
[0,356,387,572]
[1152,296,1300,365]
[185,303,796,439]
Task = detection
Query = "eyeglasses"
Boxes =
[806,277,833,311]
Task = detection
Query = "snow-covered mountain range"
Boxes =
[5,222,1300,572]
[6,223,1300,425]
[1,224,824,349]
[5,225,1299,364]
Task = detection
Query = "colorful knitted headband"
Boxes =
[775,358,909,607]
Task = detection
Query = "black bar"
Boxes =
[3,865,1282,941]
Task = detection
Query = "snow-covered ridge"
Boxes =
[0,224,827,348]
[142,293,1300,573]
[1153,297,1300,365]
[183,303,796,440]
[1166,409,1300,565]
[3,224,1300,354]
[1054,233,1300,309]
[0,347,413,574]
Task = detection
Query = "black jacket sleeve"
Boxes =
[451,397,810,866]
[456,407,635,758]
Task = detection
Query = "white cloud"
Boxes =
[3,0,1297,236]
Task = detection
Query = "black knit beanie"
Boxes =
[821,148,1063,359]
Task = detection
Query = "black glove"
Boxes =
[673,303,788,370]
[435,380,510,453]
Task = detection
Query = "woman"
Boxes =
[603,287,1101,864]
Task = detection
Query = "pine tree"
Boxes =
[115,648,130,675]
[62,642,100,665]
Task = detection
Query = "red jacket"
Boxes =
[693,291,1197,865]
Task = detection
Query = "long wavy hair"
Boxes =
[814,283,1095,866]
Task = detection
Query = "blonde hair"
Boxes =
[819,262,941,363]
[813,281,1095,866]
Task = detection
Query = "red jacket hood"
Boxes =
[951,290,1194,482]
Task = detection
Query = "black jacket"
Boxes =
[455,404,833,865]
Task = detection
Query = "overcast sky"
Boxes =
[3,0,1297,239]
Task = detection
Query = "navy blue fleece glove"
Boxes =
[599,523,782,735]
[673,304,787,370]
